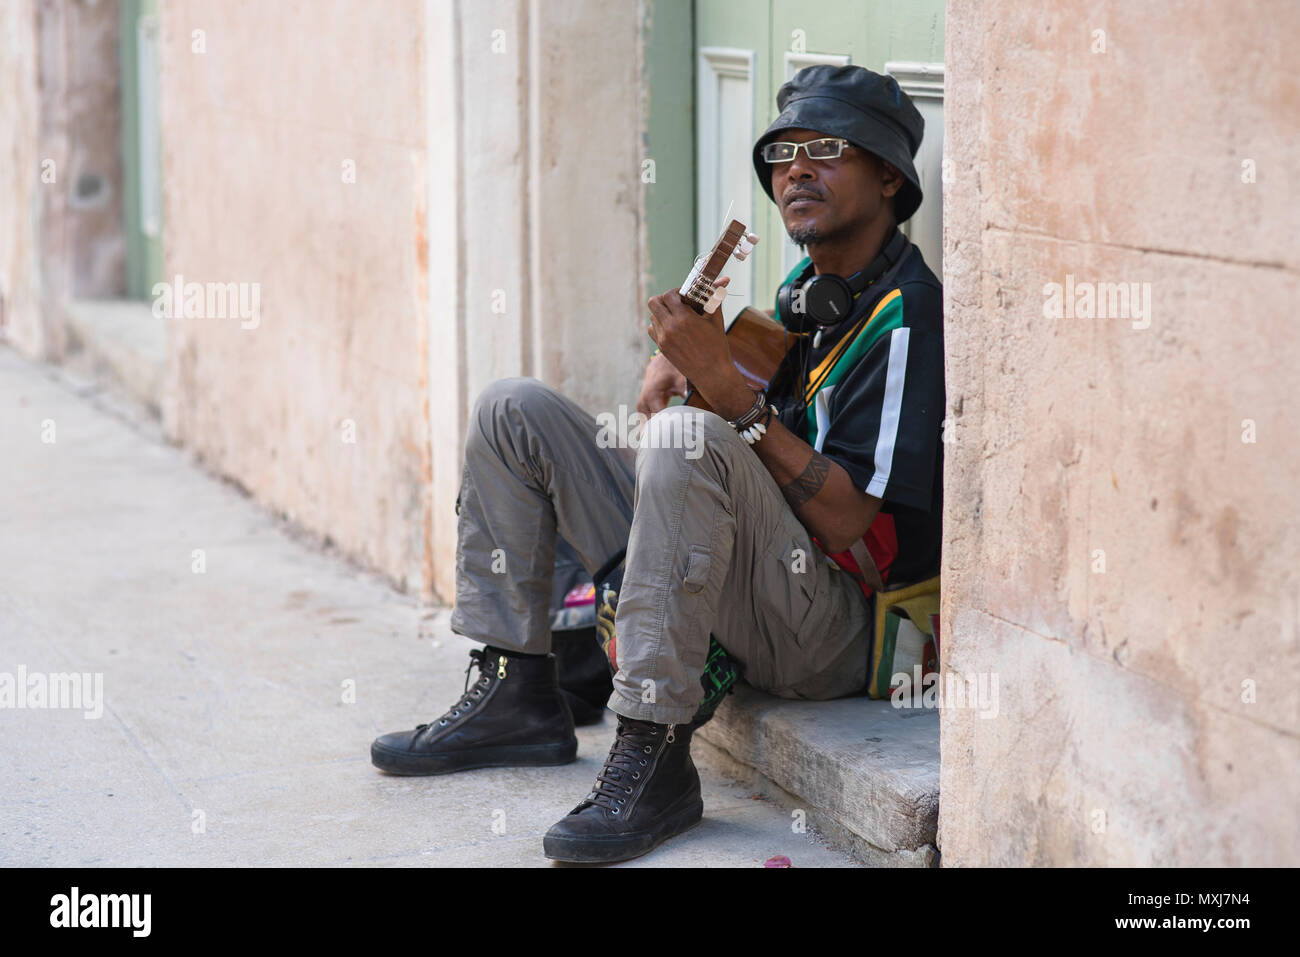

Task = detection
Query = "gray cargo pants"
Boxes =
[450,377,872,724]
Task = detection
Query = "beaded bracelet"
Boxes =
[727,389,768,432]
[739,405,777,446]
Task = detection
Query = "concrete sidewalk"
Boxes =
[0,346,857,868]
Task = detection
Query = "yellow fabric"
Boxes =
[867,574,941,699]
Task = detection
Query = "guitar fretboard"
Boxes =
[681,219,747,314]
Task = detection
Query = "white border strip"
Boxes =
[866,327,911,497]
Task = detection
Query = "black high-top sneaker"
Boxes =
[552,626,612,727]
[370,646,578,775]
[542,717,703,863]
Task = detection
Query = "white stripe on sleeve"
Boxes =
[865,327,911,497]
[812,386,835,453]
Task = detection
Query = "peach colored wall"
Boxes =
[2,0,127,360]
[1,0,44,357]
[158,0,434,593]
[157,1,648,600]
[39,0,125,301]
[939,0,1300,865]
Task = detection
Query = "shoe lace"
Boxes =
[586,720,661,812]
[415,648,494,731]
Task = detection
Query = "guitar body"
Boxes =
[684,308,796,413]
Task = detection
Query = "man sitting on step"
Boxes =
[370,64,945,864]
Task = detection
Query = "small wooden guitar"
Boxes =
[678,219,798,413]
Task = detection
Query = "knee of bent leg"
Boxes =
[634,405,734,475]
[469,377,556,434]
[472,376,556,416]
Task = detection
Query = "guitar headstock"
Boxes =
[679,220,759,315]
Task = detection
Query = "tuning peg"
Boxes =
[733,231,759,261]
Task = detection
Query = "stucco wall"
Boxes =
[939,0,1300,865]
[2,0,127,360]
[158,0,434,593]
[39,0,125,301]
[0,0,43,357]
[158,0,647,600]
[426,0,646,599]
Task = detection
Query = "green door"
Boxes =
[693,0,946,314]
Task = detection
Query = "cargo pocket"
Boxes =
[682,545,712,595]
[768,540,822,642]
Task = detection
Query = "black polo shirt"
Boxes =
[770,241,944,585]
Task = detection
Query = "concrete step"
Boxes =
[695,685,940,866]
[60,298,165,416]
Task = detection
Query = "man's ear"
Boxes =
[880,160,904,199]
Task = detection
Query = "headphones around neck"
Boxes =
[777,229,909,335]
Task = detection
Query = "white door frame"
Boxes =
[697,46,755,318]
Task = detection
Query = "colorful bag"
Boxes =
[867,574,941,699]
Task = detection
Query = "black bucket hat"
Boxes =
[753,64,925,223]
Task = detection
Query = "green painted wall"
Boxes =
[119,0,164,298]
[641,0,697,350]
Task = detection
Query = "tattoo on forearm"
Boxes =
[781,452,830,508]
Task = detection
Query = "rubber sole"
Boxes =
[370,737,578,776]
[542,798,704,863]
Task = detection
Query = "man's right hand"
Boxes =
[636,352,688,417]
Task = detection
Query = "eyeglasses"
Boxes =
[760,137,851,163]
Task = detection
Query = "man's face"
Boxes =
[768,128,902,246]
